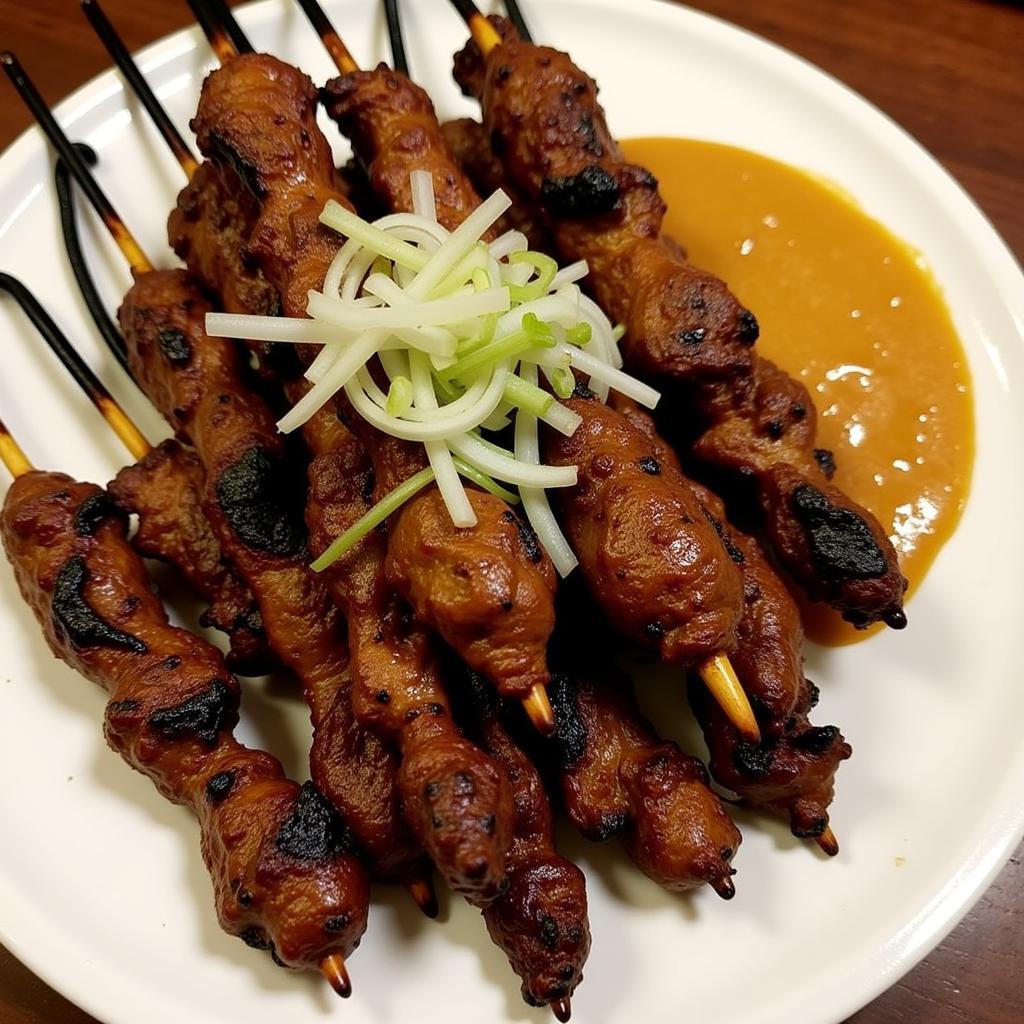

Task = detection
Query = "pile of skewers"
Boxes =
[0,0,909,1017]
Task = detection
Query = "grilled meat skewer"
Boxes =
[185,50,559,729]
[452,667,590,1014]
[2,266,271,676]
[119,269,430,888]
[298,384,517,904]
[615,396,852,844]
[1,50,432,897]
[0,455,368,983]
[451,14,907,630]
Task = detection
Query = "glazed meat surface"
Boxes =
[108,437,271,676]
[118,267,426,886]
[1,471,369,969]
[617,397,852,838]
[188,53,559,711]
[454,671,590,1010]
[544,386,744,665]
[321,66,490,235]
[299,388,516,905]
[545,647,740,895]
[454,19,907,629]
[168,160,278,317]
[440,117,551,250]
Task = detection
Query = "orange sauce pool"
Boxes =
[621,138,975,646]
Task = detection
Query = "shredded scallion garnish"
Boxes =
[206,175,660,572]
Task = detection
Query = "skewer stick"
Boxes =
[204,0,255,55]
[382,0,409,76]
[523,683,556,735]
[54,148,131,372]
[502,0,534,43]
[699,654,761,744]
[0,416,33,479]
[319,953,352,998]
[81,0,199,179]
[295,0,360,75]
[550,996,572,1023]
[446,0,761,746]
[816,825,839,857]
[0,274,150,461]
[405,877,440,919]
[184,0,239,64]
[0,52,153,277]
[449,0,504,56]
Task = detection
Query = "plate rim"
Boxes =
[0,2,1022,1023]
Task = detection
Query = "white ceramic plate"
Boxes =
[1,1,1022,1022]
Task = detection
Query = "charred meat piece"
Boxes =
[616,396,852,836]
[441,117,552,250]
[454,18,907,629]
[453,670,590,1010]
[108,437,272,676]
[1,470,369,969]
[321,65,492,236]
[118,267,427,887]
[544,650,740,896]
[299,387,516,906]
[168,159,278,318]
[188,53,559,710]
[543,387,744,665]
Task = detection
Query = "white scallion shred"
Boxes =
[206,174,660,572]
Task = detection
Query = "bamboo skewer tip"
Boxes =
[816,825,839,857]
[698,653,761,744]
[0,423,33,478]
[405,876,440,918]
[523,684,556,735]
[710,874,736,901]
[295,0,360,75]
[550,996,572,1022]
[319,953,352,998]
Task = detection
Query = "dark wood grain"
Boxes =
[0,1,1021,1022]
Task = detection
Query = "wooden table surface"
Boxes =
[0,0,1021,1022]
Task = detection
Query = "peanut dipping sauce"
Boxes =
[621,138,974,646]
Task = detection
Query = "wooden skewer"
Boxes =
[0,274,150,461]
[382,0,410,76]
[295,0,360,75]
[54,146,131,372]
[698,653,760,744]
[449,0,504,55]
[404,876,440,919]
[523,683,556,736]
[1,52,153,277]
[0,416,33,479]
[319,952,352,998]
[445,0,763,746]
[817,825,839,857]
[550,996,572,1022]
[81,0,199,179]
[501,0,534,43]
[203,0,255,55]
[184,0,239,64]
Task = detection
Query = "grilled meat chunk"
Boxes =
[2,470,369,969]
[188,53,559,707]
[454,18,907,629]
[544,388,744,664]
[108,437,271,675]
[118,267,427,886]
[300,389,516,905]
[544,649,740,895]
[321,65,490,235]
